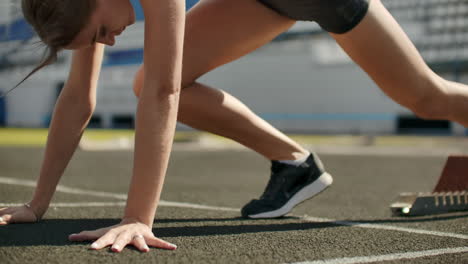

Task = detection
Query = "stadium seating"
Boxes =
[1,0,468,67]
[382,0,468,64]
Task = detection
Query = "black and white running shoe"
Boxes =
[241,152,333,219]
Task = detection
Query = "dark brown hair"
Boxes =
[3,0,96,96]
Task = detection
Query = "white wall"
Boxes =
[1,1,466,134]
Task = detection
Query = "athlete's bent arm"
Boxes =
[0,44,105,224]
[30,44,105,218]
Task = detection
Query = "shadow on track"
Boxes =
[155,222,341,238]
[1,213,465,247]
[155,216,297,223]
[0,218,340,247]
[0,219,120,247]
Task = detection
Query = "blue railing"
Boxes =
[0,18,34,42]
[0,97,6,126]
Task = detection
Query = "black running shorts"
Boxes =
[258,0,369,34]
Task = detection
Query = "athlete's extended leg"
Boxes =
[332,0,468,127]
[134,0,307,160]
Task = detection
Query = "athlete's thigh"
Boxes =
[182,0,295,86]
[330,0,442,107]
[134,0,294,93]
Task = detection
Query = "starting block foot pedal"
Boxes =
[390,191,468,216]
[390,155,468,216]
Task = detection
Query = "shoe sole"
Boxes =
[246,172,333,219]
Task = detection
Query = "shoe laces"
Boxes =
[259,162,288,200]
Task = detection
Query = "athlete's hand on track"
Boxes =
[0,204,39,225]
[68,218,177,253]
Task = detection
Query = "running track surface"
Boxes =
[0,146,467,264]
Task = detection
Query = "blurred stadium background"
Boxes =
[0,0,467,135]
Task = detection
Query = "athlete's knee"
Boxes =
[181,70,202,90]
[133,64,200,98]
[181,79,197,90]
[407,78,450,120]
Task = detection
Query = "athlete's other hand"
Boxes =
[0,204,39,225]
[68,218,177,253]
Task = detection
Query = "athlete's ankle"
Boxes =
[276,151,311,166]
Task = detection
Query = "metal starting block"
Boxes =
[391,191,468,216]
[390,155,468,217]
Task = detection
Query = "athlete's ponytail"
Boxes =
[3,0,96,96]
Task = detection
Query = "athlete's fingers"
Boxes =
[0,214,11,225]
[69,228,109,242]
[0,207,13,215]
[146,235,177,250]
[131,235,150,252]
[110,232,133,253]
[89,231,118,250]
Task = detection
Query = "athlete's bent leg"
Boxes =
[135,0,333,219]
[331,0,468,127]
[134,0,307,160]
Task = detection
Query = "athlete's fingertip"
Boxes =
[168,243,177,250]
[142,245,150,252]
[111,245,121,253]
[0,215,11,224]
[68,234,82,241]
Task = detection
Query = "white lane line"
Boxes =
[0,201,239,211]
[288,247,468,264]
[0,176,466,240]
[0,177,127,200]
[300,216,468,240]
[0,177,238,212]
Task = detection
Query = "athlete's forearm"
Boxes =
[124,0,185,227]
[29,44,104,218]
[30,95,94,217]
[124,94,180,226]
